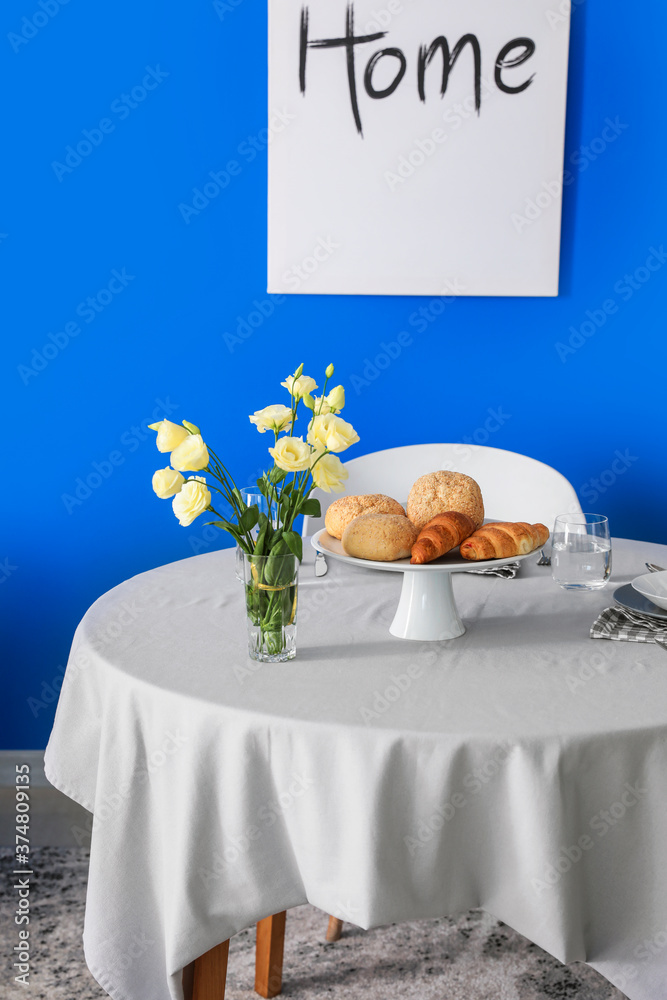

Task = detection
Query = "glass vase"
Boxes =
[235,489,279,582]
[240,550,299,662]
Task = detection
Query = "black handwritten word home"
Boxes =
[299,2,536,136]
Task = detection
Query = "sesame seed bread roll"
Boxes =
[324,494,406,540]
[342,513,418,562]
[407,472,484,531]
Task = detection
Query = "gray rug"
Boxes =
[0,848,626,1000]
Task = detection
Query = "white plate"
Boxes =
[631,570,667,611]
[614,584,667,621]
[311,527,538,574]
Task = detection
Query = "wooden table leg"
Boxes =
[255,911,286,998]
[325,916,343,942]
[187,940,230,1000]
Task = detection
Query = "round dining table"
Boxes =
[45,537,667,1000]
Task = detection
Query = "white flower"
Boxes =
[307,413,359,453]
[152,467,185,499]
[326,385,345,412]
[170,433,209,472]
[310,451,348,493]
[269,435,312,472]
[281,374,318,399]
[249,404,293,434]
[304,394,332,415]
[148,419,189,453]
[172,477,211,526]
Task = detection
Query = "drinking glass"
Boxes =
[551,513,611,591]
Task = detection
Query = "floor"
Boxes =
[0,846,626,1000]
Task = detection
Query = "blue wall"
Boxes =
[2,0,666,749]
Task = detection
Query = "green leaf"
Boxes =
[298,497,321,517]
[207,519,242,542]
[282,530,303,562]
[267,528,283,549]
[269,466,287,484]
[239,505,259,532]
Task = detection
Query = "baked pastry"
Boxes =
[410,511,476,564]
[325,494,406,540]
[342,513,418,562]
[407,472,484,531]
[459,522,549,560]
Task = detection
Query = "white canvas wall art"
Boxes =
[267,0,571,296]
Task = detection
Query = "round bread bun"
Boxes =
[342,513,418,562]
[325,494,406,540]
[407,471,484,531]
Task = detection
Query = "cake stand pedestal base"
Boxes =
[389,569,466,641]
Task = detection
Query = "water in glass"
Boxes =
[552,513,611,591]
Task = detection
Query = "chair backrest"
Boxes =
[302,443,581,536]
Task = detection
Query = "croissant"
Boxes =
[410,511,476,564]
[459,521,550,561]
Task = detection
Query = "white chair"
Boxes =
[303,443,581,537]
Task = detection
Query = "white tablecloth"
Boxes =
[45,538,667,1000]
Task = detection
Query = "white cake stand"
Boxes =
[311,528,537,642]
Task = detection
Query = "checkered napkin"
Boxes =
[466,562,521,579]
[591,606,667,644]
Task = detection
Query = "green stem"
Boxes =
[317,376,330,414]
